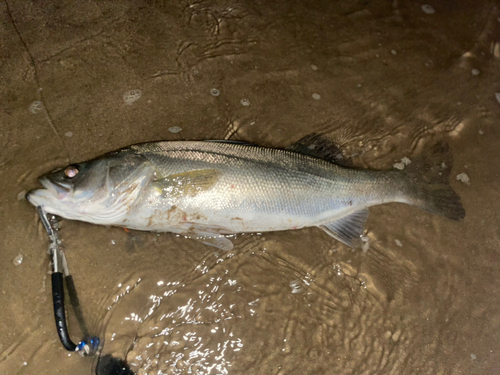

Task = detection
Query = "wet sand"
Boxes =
[0,1,499,374]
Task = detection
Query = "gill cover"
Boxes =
[71,151,156,223]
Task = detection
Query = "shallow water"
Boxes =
[1,0,500,374]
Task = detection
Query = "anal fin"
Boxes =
[183,226,235,251]
[320,209,369,248]
[197,236,234,251]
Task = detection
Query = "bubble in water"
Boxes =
[391,49,397,55]
[361,236,370,254]
[421,4,435,14]
[240,98,250,106]
[401,157,411,165]
[17,190,27,201]
[28,101,43,114]
[393,157,411,170]
[64,131,73,137]
[391,329,401,342]
[310,64,318,71]
[168,126,182,134]
[471,68,480,76]
[13,254,23,266]
[456,172,470,185]
[494,42,500,59]
[123,89,142,105]
[393,162,405,170]
[210,88,220,97]
[289,280,303,294]
[312,93,321,100]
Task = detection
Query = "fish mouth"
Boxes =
[40,177,71,196]
[26,178,71,207]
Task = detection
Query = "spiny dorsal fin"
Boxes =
[286,133,352,167]
[153,169,221,198]
[320,209,369,248]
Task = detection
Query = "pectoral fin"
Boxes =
[153,169,221,198]
[320,209,369,248]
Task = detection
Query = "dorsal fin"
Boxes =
[285,133,352,167]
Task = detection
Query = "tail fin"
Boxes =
[401,142,465,220]
[412,180,465,220]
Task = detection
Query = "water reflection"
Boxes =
[99,249,257,374]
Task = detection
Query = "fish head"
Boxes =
[27,153,155,223]
[27,158,114,219]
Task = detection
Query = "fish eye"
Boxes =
[64,165,79,179]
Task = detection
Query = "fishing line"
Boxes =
[4,0,71,164]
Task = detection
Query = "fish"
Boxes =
[26,135,465,250]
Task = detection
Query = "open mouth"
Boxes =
[40,177,71,197]
[26,178,73,214]
[26,178,72,207]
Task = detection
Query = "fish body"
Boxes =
[27,139,465,250]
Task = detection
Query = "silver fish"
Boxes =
[26,137,465,250]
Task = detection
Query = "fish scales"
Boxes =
[129,142,374,217]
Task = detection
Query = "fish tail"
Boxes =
[409,179,465,220]
[398,142,465,220]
